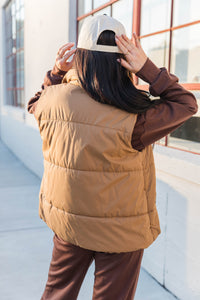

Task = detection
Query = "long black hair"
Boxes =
[74,30,162,114]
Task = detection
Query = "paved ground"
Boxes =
[0,139,177,300]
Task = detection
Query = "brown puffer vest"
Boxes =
[34,68,161,253]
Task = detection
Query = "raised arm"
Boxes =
[115,34,198,151]
[132,58,198,150]
[27,65,66,114]
[27,42,76,114]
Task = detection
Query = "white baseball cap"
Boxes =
[77,14,126,53]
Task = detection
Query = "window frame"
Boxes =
[76,0,200,155]
[4,0,25,108]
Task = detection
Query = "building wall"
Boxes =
[0,1,200,300]
[142,145,200,300]
[0,0,76,177]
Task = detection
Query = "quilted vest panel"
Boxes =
[34,82,161,252]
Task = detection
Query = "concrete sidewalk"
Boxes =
[0,139,177,300]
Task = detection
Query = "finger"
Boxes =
[58,42,74,53]
[117,58,133,72]
[60,49,76,62]
[116,35,134,52]
[115,36,129,54]
[58,43,75,56]
[123,52,133,64]
[65,59,74,69]
[133,32,141,48]
[122,34,136,48]
[59,44,75,57]
[130,35,137,47]
[56,45,75,60]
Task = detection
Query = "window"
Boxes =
[140,0,171,35]
[93,0,109,9]
[138,32,170,84]
[173,0,200,26]
[168,91,200,153]
[93,6,111,17]
[139,0,200,153]
[5,0,24,108]
[78,0,92,16]
[77,0,200,154]
[77,0,134,35]
[170,23,200,83]
[112,0,133,38]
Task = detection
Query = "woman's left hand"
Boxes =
[55,42,76,72]
[115,33,147,74]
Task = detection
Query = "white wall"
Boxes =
[0,0,77,177]
[24,0,76,124]
[142,145,200,300]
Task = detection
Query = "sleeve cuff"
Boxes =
[131,114,146,151]
[135,57,162,85]
[52,64,67,76]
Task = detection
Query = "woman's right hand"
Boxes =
[115,33,148,74]
[55,42,76,73]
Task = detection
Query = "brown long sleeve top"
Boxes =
[27,58,198,151]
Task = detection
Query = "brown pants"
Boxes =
[41,234,144,300]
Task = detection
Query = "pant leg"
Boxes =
[41,234,94,300]
[92,248,144,300]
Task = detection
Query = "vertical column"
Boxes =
[165,0,174,146]
[67,0,77,45]
[76,0,78,45]
[132,0,141,37]
[132,0,141,85]
[0,4,7,110]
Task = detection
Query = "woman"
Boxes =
[28,15,197,300]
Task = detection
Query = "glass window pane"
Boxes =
[170,24,200,83]
[21,90,24,107]
[168,91,200,153]
[20,50,24,69]
[8,39,12,55]
[7,20,12,38]
[20,6,24,24]
[78,0,92,16]
[8,90,13,105]
[7,73,11,88]
[7,57,11,73]
[112,0,133,38]
[12,56,16,72]
[16,10,21,31]
[18,29,24,49]
[20,69,24,87]
[17,90,21,106]
[4,0,24,108]
[13,90,17,106]
[12,15,16,40]
[16,0,20,11]
[12,68,15,87]
[156,137,166,146]
[16,51,20,70]
[19,29,21,48]
[5,4,12,23]
[173,0,200,27]
[140,0,171,36]
[6,90,10,105]
[16,69,20,88]
[93,0,108,9]
[11,2,15,17]
[93,6,111,17]
[138,33,170,84]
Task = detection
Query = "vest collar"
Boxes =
[62,68,81,87]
